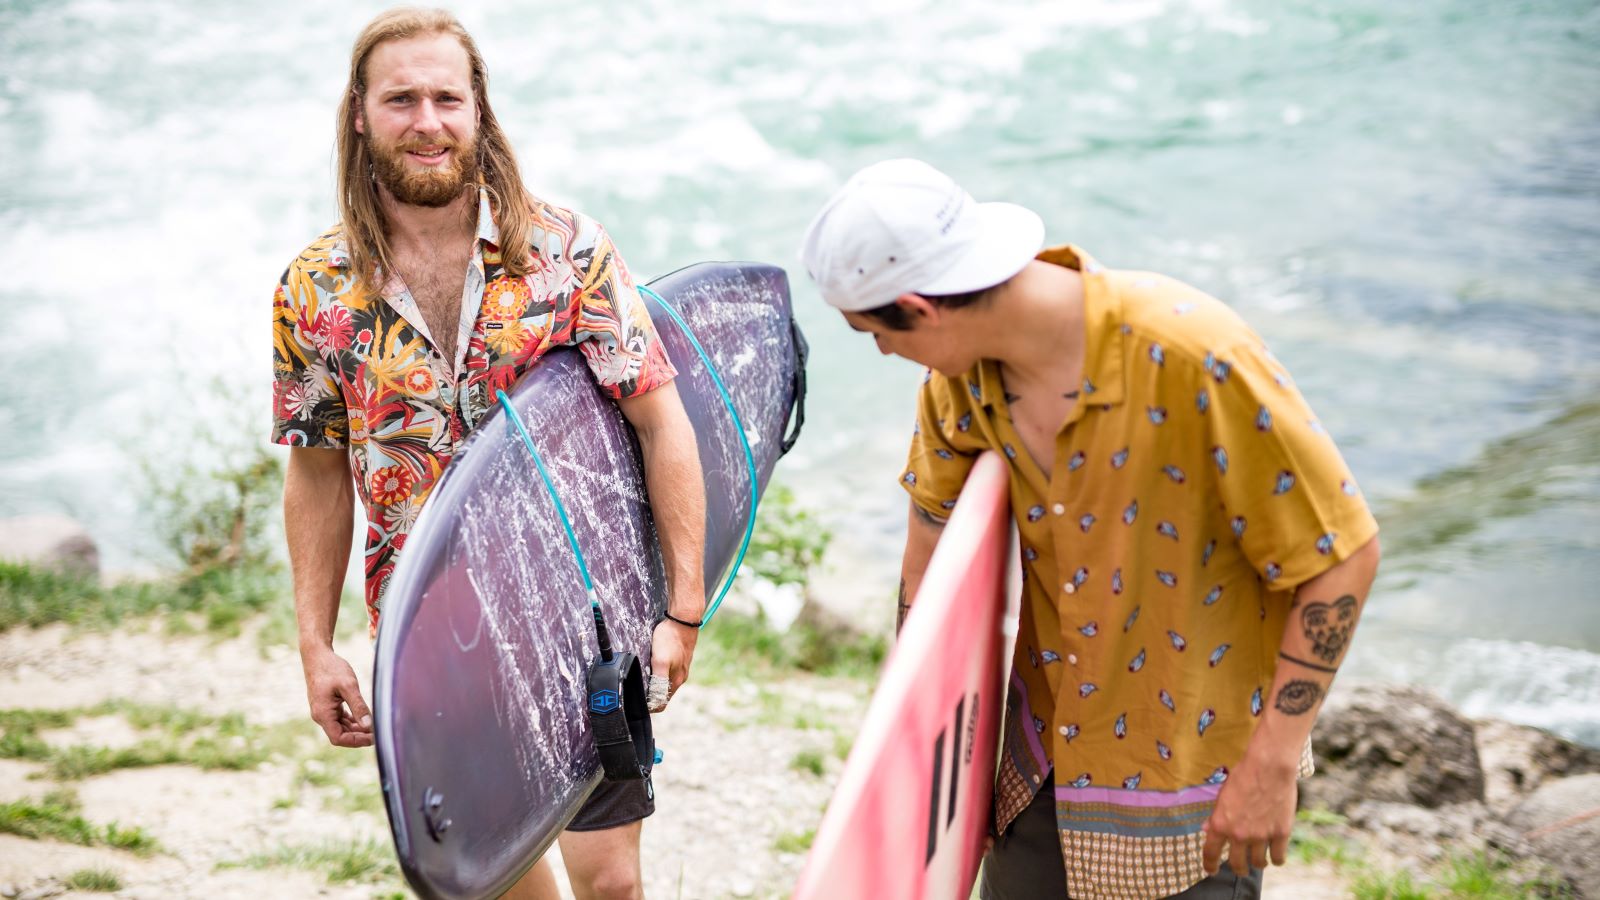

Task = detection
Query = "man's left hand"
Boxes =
[1200,749,1298,877]
[647,616,698,712]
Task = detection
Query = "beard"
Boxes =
[367,130,479,208]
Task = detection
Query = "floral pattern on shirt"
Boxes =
[272,190,675,632]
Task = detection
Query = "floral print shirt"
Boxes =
[272,190,676,632]
[901,246,1378,899]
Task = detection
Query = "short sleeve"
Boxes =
[1206,341,1377,588]
[271,267,347,448]
[901,376,985,519]
[566,222,677,400]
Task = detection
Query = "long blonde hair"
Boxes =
[336,7,536,290]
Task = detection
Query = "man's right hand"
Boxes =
[302,647,373,748]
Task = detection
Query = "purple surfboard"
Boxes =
[373,262,805,900]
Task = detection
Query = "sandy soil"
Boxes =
[0,621,1349,899]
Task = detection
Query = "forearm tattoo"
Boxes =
[1278,651,1339,674]
[1301,594,1359,664]
[1274,679,1324,715]
[896,579,910,635]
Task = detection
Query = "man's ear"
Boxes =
[894,293,940,326]
[354,92,366,135]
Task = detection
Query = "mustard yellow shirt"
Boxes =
[902,246,1378,899]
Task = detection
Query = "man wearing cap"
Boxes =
[799,159,1380,899]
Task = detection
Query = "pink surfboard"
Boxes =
[794,451,1013,900]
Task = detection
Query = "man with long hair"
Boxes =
[272,8,706,898]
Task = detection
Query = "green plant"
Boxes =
[746,485,831,589]
[698,610,886,682]
[790,749,827,777]
[227,838,400,884]
[1352,866,1434,900]
[773,828,815,854]
[0,789,159,855]
[1296,805,1348,827]
[1289,829,1354,867]
[63,868,123,892]
[139,376,287,578]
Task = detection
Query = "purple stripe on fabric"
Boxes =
[1053,782,1223,808]
[1009,669,1050,773]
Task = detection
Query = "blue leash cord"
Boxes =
[637,284,760,624]
[496,390,609,654]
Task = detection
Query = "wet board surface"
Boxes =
[373,262,805,900]
[793,451,1012,900]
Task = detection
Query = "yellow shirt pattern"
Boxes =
[901,246,1378,899]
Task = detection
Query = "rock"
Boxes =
[1501,773,1600,899]
[1303,683,1484,813]
[1476,718,1600,814]
[1343,800,1507,862]
[0,514,100,579]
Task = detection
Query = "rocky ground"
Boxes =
[0,617,1595,898]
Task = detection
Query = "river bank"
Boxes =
[0,602,1593,899]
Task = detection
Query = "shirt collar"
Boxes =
[329,187,498,269]
[968,243,1127,409]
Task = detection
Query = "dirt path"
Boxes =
[0,621,1347,899]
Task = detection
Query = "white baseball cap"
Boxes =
[799,158,1045,312]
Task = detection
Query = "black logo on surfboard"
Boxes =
[926,692,980,866]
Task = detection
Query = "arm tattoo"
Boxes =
[896,579,910,635]
[912,505,949,528]
[1278,651,1340,674]
[1300,594,1359,664]
[1274,679,1324,715]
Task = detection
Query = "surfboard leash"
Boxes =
[496,389,655,783]
[637,283,760,625]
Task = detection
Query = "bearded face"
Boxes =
[366,127,479,208]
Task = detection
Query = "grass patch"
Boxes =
[1351,867,1433,900]
[0,700,312,780]
[790,749,827,777]
[226,837,400,884]
[773,828,815,854]
[63,867,123,892]
[833,732,853,760]
[1290,829,1354,867]
[698,610,886,682]
[0,559,290,639]
[0,789,159,856]
[1436,850,1574,899]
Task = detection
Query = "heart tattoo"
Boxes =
[1301,594,1358,664]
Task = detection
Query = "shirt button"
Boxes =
[1032,774,1042,785]
[1063,582,1076,595]
[1058,725,1072,736]
[1068,654,1079,665]
[1052,503,1066,515]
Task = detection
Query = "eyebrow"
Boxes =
[378,83,468,98]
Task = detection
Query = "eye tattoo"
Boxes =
[1274,680,1323,715]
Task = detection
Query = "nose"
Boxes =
[412,99,442,135]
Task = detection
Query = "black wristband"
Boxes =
[663,611,703,629]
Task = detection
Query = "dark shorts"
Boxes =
[565,769,655,832]
[980,776,1262,900]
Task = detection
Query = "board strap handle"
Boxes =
[781,316,809,456]
[585,650,655,782]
